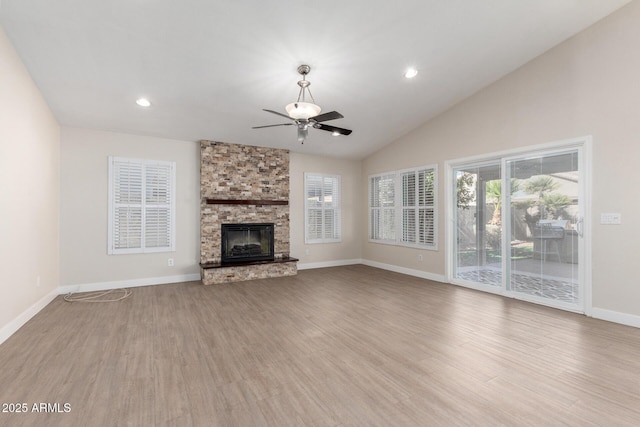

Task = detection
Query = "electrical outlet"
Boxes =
[305,248,310,256]
[36,276,41,288]
[417,254,423,262]
[168,258,174,267]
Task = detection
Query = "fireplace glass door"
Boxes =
[221,223,274,263]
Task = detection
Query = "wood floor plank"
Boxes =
[1,265,640,426]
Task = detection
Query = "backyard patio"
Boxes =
[456,256,579,303]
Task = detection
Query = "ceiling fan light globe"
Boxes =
[285,102,321,120]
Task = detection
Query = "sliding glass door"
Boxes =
[450,142,586,312]
[453,161,502,289]
[505,150,581,308]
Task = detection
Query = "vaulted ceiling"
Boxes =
[0,0,631,159]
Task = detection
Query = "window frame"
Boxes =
[108,156,176,255]
[368,164,438,250]
[304,172,341,244]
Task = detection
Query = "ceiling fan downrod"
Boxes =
[295,64,315,105]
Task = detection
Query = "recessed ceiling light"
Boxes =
[404,68,418,79]
[136,98,151,107]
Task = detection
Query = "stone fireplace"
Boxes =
[199,140,297,284]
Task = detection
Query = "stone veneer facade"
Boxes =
[201,261,297,285]
[200,140,295,284]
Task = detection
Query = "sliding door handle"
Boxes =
[576,217,584,237]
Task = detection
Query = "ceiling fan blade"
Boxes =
[263,109,293,120]
[310,111,344,122]
[315,123,352,135]
[252,123,293,129]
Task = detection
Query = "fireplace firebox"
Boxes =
[221,223,275,264]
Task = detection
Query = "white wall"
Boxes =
[60,127,200,287]
[0,27,60,337]
[290,152,362,267]
[362,1,640,320]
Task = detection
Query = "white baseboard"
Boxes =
[58,273,202,295]
[361,259,446,283]
[297,259,363,270]
[590,307,640,328]
[0,288,59,346]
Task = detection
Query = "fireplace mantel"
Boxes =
[205,199,288,206]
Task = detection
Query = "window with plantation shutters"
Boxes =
[108,157,176,254]
[369,165,437,249]
[401,168,436,246]
[304,173,341,243]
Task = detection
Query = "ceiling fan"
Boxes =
[252,65,352,144]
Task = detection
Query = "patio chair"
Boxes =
[531,222,564,262]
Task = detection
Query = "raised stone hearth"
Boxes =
[200,257,298,284]
[199,140,296,284]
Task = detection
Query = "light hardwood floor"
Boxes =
[1,265,640,426]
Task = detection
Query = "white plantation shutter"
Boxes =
[323,175,340,240]
[306,174,323,241]
[305,173,341,243]
[108,157,176,254]
[111,160,143,252]
[418,168,436,246]
[399,168,436,247]
[144,163,173,250]
[369,165,437,249]
[369,173,396,242]
[402,172,416,243]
